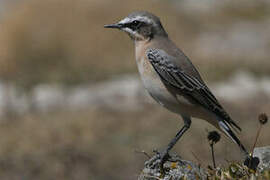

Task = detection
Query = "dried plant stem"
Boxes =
[251,124,262,157]
[191,151,202,166]
[210,144,216,168]
[134,149,151,159]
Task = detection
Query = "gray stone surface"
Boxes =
[138,153,207,180]
[253,146,270,171]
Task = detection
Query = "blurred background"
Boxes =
[0,0,269,179]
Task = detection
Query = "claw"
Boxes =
[145,149,184,178]
[145,149,171,175]
[159,150,170,175]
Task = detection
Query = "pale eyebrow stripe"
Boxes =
[135,16,151,23]
[119,17,131,24]
[119,16,156,26]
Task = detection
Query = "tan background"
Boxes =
[0,0,269,179]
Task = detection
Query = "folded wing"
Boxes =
[146,48,241,132]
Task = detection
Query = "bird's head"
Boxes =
[104,11,167,41]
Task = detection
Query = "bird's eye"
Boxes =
[126,20,142,30]
[132,20,140,26]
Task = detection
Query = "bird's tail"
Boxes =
[218,120,248,156]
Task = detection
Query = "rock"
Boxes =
[253,146,270,171]
[138,153,207,180]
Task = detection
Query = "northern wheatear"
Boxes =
[105,11,248,166]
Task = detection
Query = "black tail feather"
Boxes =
[219,121,248,156]
[228,118,242,132]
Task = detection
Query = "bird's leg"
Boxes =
[159,116,191,173]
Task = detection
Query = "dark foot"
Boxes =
[159,150,171,175]
[144,149,171,175]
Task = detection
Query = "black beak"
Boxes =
[104,23,122,29]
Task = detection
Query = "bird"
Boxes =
[104,11,249,168]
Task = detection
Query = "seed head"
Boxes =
[258,113,268,125]
[207,131,221,145]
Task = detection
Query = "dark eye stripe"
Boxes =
[126,20,142,30]
[132,20,140,26]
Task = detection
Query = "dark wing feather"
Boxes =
[146,48,241,132]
